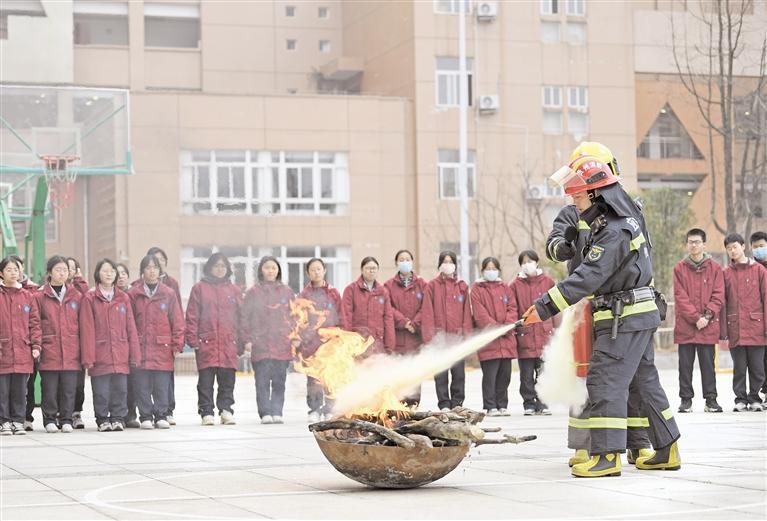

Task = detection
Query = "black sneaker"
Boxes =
[704,398,723,413]
[678,399,693,413]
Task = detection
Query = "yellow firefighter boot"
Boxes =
[635,441,681,470]
[571,453,622,478]
[568,449,590,467]
[627,447,654,465]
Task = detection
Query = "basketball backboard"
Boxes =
[0,84,131,176]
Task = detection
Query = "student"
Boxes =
[384,249,434,407]
[241,256,294,424]
[80,259,140,431]
[12,255,40,432]
[185,253,242,426]
[33,256,85,433]
[509,250,555,416]
[428,251,472,411]
[146,246,182,425]
[470,257,518,416]
[673,228,725,413]
[721,233,767,412]
[750,231,767,398]
[297,258,342,422]
[127,255,184,429]
[115,263,131,292]
[66,256,89,429]
[340,257,396,355]
[0,256,42,435]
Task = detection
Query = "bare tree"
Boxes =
[671,0,767,239]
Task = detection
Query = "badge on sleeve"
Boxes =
[160,302,168,311]
[70,301,79,310]
[416,292,423,300]
[378,297,385,305]
[22,304,31,313]
[587,245,605,263]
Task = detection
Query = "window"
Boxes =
[435,56,474,108]
[434,0,471,14]
[319,40,331,53]
[286,39,297,50]
[180,245,351,299]
[541,21,560,43]
[540,0,559,15]
[438,149,476,199]
[637,105,704,160]
[568,113,589,139]
[73,1,129,45]
[567,86,588,111]
[144,3,200,48]
[566,22,586,44]
[285,5,296,17]
[318,6,329,18]
[543,112,563,134]
[566,0,585,16]
[181,150,349,216]
[542,86,562,108]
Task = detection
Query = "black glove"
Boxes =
[553,225,578,260]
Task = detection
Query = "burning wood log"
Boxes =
[395,416,486,444]
[309,419,416,449]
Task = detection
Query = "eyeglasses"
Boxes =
[687,240,703,245]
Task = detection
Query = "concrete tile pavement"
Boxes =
[1,351,765,520]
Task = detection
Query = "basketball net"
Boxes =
[41,155,79,211]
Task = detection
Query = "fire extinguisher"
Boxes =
[573,300,593,378]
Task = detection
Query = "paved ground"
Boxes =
[1,352,765,520]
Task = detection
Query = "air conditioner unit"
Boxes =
[476,1,498,22]
[526,184,546,200]
[478,94,499,114]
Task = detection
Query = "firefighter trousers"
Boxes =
[568,381,652,451]
[586,328,680,455]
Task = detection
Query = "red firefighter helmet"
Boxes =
[550,155,620,196]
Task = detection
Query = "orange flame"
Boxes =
[288,298,413,423]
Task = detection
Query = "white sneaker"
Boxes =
[61,424,74,433]
[166,415,176,426]
[72,412,85,429]
[45,423,59,433]
[523,408,535,416]
[111,422,124,431]
[0,422,12,435]
[98,422,112,432]
[749,402,764,411]
[486,408,500,417]
[201,415,215,425]
[272,415,284,424]
[440,407,451,412]
[23,421,33,432]
[155,419,170,429]
[733,402,747,412]
[537,407,552,416]
[140,420,154,430]
[220,410,236,425]
[308,411,321,423]
[11,422,26,435]
[498,408,510,416]
[261,415,274,424]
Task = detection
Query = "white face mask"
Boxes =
[522,262,538,276]
[439,263,456,275]
[483,270,499,282]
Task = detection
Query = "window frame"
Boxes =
[434,0,472,15]
[566,0,586,16]
[438,150,477,200]
[540,0,559,15]
[435,57,474,108]
[567,86,588,112]
[542,86,563,109]
[143,3,200,49]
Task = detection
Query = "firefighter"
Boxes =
[546,142,653,468]
[526,155,681,478]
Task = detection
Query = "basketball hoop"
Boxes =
[41,155,79,210]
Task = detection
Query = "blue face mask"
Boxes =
[398,261,413,274]
[754,246,767,261]
[484,270,499,282]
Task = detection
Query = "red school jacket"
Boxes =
[509,272,555,359]
[470,279,518,361]
[33,284,83,371]
[298,282,343,358]
[384,273,435,355]
[673,256,725,345]
[340,277,396,352]
[128,283,185,371]
[240,281,295,363]
[185,276,243,370]
[70,276,90,295]
[0,284,42,374]
[428,274,473,338]
[720,259,767,348]
[80,287,141,376]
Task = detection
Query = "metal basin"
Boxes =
[313,432,470,489]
